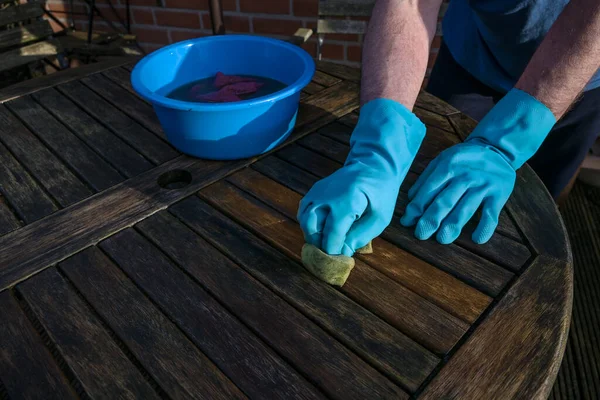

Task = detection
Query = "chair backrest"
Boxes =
[0,1,58,74]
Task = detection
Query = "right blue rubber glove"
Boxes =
[401,88,556,244]
[297,98,426,256]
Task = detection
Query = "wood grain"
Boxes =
[17,267,161,399]
[319,0,374,16]
[303,81,326,95]
[229,166,491,324]
[0,40,60,73]
[32,88,154,178]
[507,167,571,261]
[60,247,247,400]
[100,228,325,400]
[0,290,76,400]
[413,106,455,132]
[0,196,20,236]
[311,70,342,87]
[136,210,409,399]
[200,178,468,355]
[0,79,360,290]
[0,57,138,104]
[57,80,178,164]
[6,95,124,192]
[420,256,572,400]
[81,73,166,138]
[169,197,439,391]
[0,3,44,27]
[0,105,92,207]
[0,139,57,223]
[415,91,460,116]
[102,66,149,102]
[316,60,361,83]
[0,20,53,51]
[317,19,367,34]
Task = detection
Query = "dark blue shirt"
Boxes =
[443,0,600,93]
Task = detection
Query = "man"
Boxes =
[298,0,600,256]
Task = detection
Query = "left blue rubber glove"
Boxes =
[401,88,556,244]
[298,98,426,256]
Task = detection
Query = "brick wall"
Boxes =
[45,0,444,83]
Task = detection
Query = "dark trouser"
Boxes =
[426,41,600,199]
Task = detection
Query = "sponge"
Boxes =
[300,241,373,287]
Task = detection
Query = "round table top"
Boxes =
[0,59,572,400]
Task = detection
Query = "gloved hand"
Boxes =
[297,98,426,256]
[401,88,556,244]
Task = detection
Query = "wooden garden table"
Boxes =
[0,59,572,399]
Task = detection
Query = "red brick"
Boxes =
[347,45,361,62]
[253,17,302,36]
[240,0,289,15]
[140,42,165,53]
[95,4,127,23]
[301,40,317,57]
[431,35,442,50]
[132,8,154,24]
[203,14,250,32]
[164,0,236,11]
[134,26,170,44]
[155,9,201,28]
[170,29,207,42]
[321,43,344,60]
[293,0,317,17]
[46,1,88,14]
[129,0,158,6]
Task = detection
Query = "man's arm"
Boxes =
[516,0,600,119]
[360,0,444,109]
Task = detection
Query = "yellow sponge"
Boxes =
[301,244,355,286]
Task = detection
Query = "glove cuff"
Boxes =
[348,98,426,167]
[465,88,556,169]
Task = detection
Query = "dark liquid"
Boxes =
[167,74,287,103]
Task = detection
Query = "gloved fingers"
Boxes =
[436,189,487,244]
[343,210,383,257]
[299,204,329,248]
[414,182,470,240]
[401,170,450,228]
[408,157,440,200]
[322,204,366,255]
[472,196,504,244]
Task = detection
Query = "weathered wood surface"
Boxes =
[0,62,572,400]
[0,3,44,27]
[0,20,53,51]
[0,40,60,73]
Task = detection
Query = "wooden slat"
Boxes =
[0,57,139,103]
[0,80,361,290]
[6,95,124,192]
[81,73,166,139]
[317,19,367,34]
[32,88,154,177]
[0,105,92,207]
[0,139,57,223]
[99,228,325,400]
[102,66,149,102]
[416,91,460,116]
[319,0,374,16]
[0,3,44,26]
[17,267,162,399]
[168,198,440,390]
[447,111,477,141]
[0,195,21,236]
[420,256,572,400]
[60,247,247,399]
[316,61,361,83]
[136,210,410,399]
[200,179,468,355]
[0,291,76,400]
[0,20,52,51]
[57,80,178,165]
[303,81,326,95]
[508,166,571,261]
[0,40,59,73]
[311,70,342,87]
[414,107,455,132]
[251,156,492,323]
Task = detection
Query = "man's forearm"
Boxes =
[361,0,443,109]
[516,0,600,119]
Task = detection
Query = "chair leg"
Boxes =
[209,0,225,35]
[317,34,324,60]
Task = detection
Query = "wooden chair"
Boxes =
[0,0,63,77]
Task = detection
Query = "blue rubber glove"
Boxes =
[298,99,426,256]
[401,88,556,244]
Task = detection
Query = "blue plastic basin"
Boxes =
[130,35,316,160]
